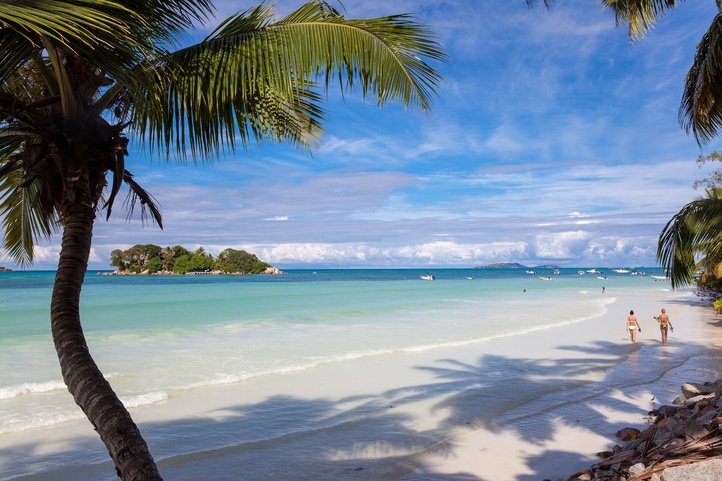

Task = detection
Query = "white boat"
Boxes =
[578,270,585,275]
[553,269,560,275]
[597,276,608,280]
[651,275,667,281]
[526,270,536,274]
[613,269,629,273]
[539,276,552,281]
[420,274,435,281]
[465,276,474,280]
[586,269,601,274]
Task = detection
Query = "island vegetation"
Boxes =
[109,244,277,275]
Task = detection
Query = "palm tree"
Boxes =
[657,187,722,288]
[0,1,445,479]
[530,0,722,144]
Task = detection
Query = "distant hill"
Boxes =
[474,263,527,269]
[474,263,561,269]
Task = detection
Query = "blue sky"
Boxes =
[8,0,722,270]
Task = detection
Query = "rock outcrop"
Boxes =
[262,266,284,275]
[566,380,722,481]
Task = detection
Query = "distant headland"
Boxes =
[0,266,12,272]
[474,263,560,269]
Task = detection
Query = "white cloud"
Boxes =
[569,212,590,218]
[533,231,590,259]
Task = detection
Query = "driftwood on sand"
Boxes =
[564,380,722,481]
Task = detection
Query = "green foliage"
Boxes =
[714,299,722,314]
[145,258,162,273]
[694,151,722,191]
[658,173,722,289]
[250,261,272,274]
[216,248,270,274]
[189,254,215,272]
[171,254,190,274]
[109,244,271,274]
[110,249,125,268]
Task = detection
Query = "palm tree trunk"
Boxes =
[51,204,162,481]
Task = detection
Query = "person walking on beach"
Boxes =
[626,310,641,343]
[655,308,674,345]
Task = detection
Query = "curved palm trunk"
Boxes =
[51,204,162,481]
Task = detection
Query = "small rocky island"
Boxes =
[104,244,283,275]
[0,266,12,272]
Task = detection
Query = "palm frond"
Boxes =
[103,151,125,221]
[525,0,555,7]
[1,1,145,85]
[679,13,722,145]
[658,190,722,287]
[122,171,163,228]
[0,167,57,267]
[0,0,215,109]
[601,0,680,41]
[137,0,445,160]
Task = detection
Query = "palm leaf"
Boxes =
[0,0,215,116]
[0,167,57,266]
[122,171,163,228]
[658,189,722,287]
[679,13,722,144]
[137,0,446,161]
[601,0,680,41]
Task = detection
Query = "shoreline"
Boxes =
[398,291,722,481]
[97,267,285,276]
[3,287,722,481]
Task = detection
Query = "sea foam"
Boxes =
[0,380,66,399]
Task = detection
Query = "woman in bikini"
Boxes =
[655,308,674,345]
[626,310,640,343]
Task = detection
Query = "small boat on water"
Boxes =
[578,270,585,275]
[420,274,435,281]
[465,276,474,280]
[586,269,601,274]
[651,275,667,281]
[539,276,552,281]
[526,270,536,274]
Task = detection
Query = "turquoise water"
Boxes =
[0,267,665,435]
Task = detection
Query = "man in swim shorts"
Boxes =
[626,310,640,343]
[656,308,674,345]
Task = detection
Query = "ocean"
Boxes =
[3,266,715,481]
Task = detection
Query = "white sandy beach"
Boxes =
[397,292,722,481]
[4,287,722,481]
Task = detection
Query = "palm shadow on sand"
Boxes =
[6,336,718,481]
